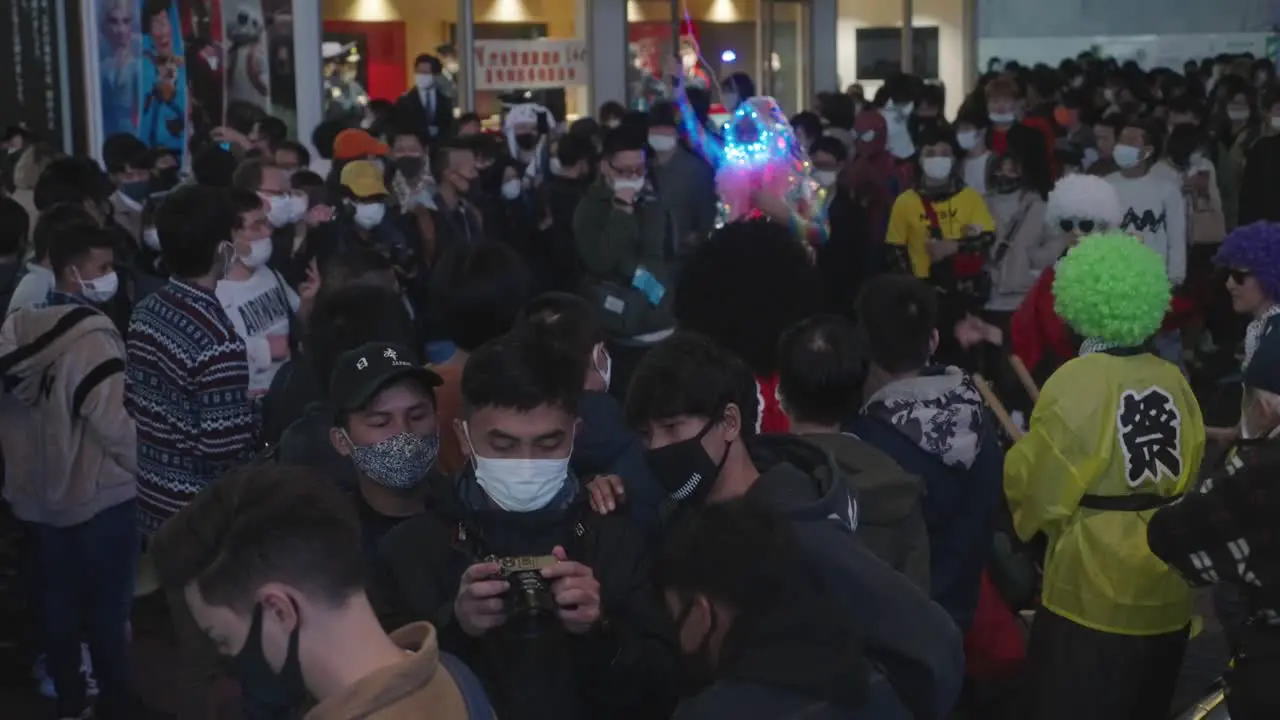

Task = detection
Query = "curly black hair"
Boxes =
[673,220,823,377]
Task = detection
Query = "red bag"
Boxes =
[963,570,1027,680]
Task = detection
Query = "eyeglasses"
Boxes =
[1058,218,1106,234]
[1228,269,1254,285]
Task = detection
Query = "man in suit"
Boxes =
[396,54,454,143]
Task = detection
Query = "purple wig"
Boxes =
[1215,222,1280,301]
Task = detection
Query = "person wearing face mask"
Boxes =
[808,136,872,313]
[886,126,995,285]
[654,500,909,719]
[231,158,313,285]
[216,190,309,398]
[310,160,420,290]
[0,224,140,720]
[573,130,675,340]
[984,76,1054,195]
[983,152,1048,320]
[371,333,679,720]
[504,102,552,187]
[621,331,963,718]
[877,78,918,161]
[598,100,626,130]
[647,102,716,264]
[906,84,946,144]
[327,342,443,558]
[388,126,435,211]
[1105,121,1189,369]
[1213,79,1261,230]
[102,133,152,243]
[426,141,484,271]
[396,53,454,142]
[955,111,993,195]
[151,465,494,720]
[517,292,663,532]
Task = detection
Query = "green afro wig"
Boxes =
[1053,232,1171,347]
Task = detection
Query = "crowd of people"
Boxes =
[0,45,1278,720]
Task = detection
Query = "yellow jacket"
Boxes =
[886,186,995,278]
[1005,350,1204,636]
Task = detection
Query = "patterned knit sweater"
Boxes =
[125,279,256,533]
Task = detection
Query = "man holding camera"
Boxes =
[370,331,678,720]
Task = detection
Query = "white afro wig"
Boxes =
[1045,173,1123,230]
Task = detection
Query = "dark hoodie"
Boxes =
[741,435,964,719]
[847,366,1004,633]
[571,390,662,530]
[801,433,930,591]
[672,567,911,720]
[370,471,678,720]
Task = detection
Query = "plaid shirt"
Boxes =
[1147,437,1280,627]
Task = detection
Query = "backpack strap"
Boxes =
[439,651,495,719]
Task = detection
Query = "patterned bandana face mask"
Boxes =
[343,431,440,490]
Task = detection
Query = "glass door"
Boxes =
[764,0,809,114]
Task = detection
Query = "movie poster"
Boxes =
[92,0,296,158]
[0,0,70,147]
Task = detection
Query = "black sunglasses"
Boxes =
[1059,218,1105,234]
[1228,269,1254,285]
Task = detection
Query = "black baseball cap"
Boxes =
[329,342,443,413]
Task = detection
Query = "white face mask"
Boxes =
[612,177,645,193]
[921,156,954,180]
[1270,117,1280,131]
[1228,108,1250,122]
[287,194,309,224]
[239,237,273,268]
[415,73,435,90]
[1113,144,1144,169]
[988,110,1016,125]
[956,130,980,150]
[813,169,837,187]
[76,269,119,304]
[593,344,612,391]
[353,202,386,229]
[265,195,294,228]
[501,179,523,200]
[142,227,161,251]
[465,423,571,512]
[648,133,678,152]
[605,119,621,129]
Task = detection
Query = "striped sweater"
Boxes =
[125,278,257,533]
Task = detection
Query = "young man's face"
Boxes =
[184,582,299,680]
[1094,124,1116,158]
[444,149,478,193]
[457,403,577,461]
[65,247,115,290]
[334,378,438,452]
[274,147,302,173]
[391,134,424,159]
[232,205,271,256]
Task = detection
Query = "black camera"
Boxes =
[492,555,557,634]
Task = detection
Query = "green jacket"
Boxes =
[573,182,675,336]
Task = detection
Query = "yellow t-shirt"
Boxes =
[886,187,996,278]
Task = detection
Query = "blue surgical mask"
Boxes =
[1113,144,1144,169]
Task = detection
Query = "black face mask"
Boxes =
[153,166,180,192]
[645,418,731,514]
[515,133,539,151]
[222,602,309,712]
[394,155,425,180]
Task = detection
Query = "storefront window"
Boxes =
[321,0,589,125]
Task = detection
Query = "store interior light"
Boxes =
[721,50,737,63]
